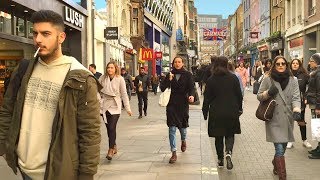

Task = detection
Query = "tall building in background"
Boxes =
[198,14,225,63]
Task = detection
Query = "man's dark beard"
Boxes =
[39,36,60,60]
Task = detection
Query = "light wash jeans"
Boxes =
[169,126,187,152]
[274,143,288,157]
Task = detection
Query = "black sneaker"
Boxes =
[217,159,224,168]
[144,112,147,116]
[138,115,142,119]
[308,153,320,159]
[308,146,320,154]
[226,154,233,170]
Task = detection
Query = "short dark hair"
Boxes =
[140,67,145,70]
[31,10,65,31]
[89,64,96,69]
[121,68,126,71]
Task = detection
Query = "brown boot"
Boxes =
[181,140,187,152]
[272,158,277,175]
[275,156,286,180]
[169,151,177,164]
[106,148,114,160]
[113,145,117,154]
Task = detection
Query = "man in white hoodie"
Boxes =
[0,10,101,180]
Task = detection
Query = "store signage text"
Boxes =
[290,37,303,48]
[154,52,162,59]
[105,27,119,40]
[141,48,153,60]
[64,6,83,28]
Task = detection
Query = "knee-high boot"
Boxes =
[275,156,286,180]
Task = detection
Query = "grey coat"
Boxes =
[257,76,301,143]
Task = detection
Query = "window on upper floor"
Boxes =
[133,8,138,17]
[70,0,87,9]
[308,0,316,16]
[132,18,138,36]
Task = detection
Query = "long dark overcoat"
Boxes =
[202,73,243,137]
[160,71,194,128]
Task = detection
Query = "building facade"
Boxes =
[285,0,305,62]
[0,0,90,101]
[303,0,320,67]
[144,0,173,75]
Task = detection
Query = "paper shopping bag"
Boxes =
[311,118,320,141]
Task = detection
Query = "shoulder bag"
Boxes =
[255,79,277,121]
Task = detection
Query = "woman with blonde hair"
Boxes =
[98,61,132,160]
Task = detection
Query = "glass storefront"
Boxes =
[161,34,170,73]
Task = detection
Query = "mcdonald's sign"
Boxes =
[141,48,154,60]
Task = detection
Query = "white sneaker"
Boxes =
[287,142,293,149]
[303,140,312,148]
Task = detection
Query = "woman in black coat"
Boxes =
[160,56,195,164]
[289,59,311,149]
[202,56,243,170]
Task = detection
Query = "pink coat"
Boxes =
[236,67,248,88]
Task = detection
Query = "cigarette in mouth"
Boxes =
[34,47,40,58]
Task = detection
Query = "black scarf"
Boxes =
[271,68,290,90]
[171,67,187,74]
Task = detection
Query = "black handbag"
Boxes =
[253,81,260,94]
[255,79,277,121]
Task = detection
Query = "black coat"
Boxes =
[294,72,309,109]
[202,73,243,137]
[160,70,194,128]
[306,68,320,109]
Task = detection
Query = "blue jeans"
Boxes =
[274,143,287,157]
[169,126,187,152]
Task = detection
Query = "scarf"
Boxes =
[171,67,187,74]
[271,69,290,90]
[100,75,116,97]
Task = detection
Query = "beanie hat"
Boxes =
[311,53,320,65]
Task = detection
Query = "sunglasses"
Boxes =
[275,62,286,66]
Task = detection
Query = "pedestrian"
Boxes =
[228,60,244,96]
[246,62,251,89]
[288,59,312,149]
[202,56,243,170]
[252,60,264,82]
[202,56,217,84]
[160,56,195,164]
[151,74,159,95]
[89,63,102,79]
[0,10,101,180]
[235,62,248,92]
[306,53,320,159]
[257,56,302,179]
[134,67,150,119]
[263,58,272,73]
[121,68,133,100]
[98,62,132,160]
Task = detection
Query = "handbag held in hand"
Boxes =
[255,79,277,121]
[159,87,171,107]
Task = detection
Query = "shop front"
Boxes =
[0,0,88,103]
[257,44,269,61]
[288,36,304,61]
[270,39,284,60]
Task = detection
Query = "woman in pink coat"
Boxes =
[236,62,248,89]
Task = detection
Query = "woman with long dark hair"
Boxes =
[288,59,311,149]
[160,56,195,164]
[257,56,302,180]
[99,61,132,160]
[202,56,243,170]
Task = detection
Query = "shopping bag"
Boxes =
[159,87,171,107]
[311,118,320,141]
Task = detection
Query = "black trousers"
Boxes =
[137,91,148,115]
[104,111,120,148]
[215,135,235,159]
[299,109,307,140]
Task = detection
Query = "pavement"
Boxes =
[1,86,320,180]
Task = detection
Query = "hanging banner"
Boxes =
[250,32,259,39]
[203,27,227,41]
[154,52,163,59]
